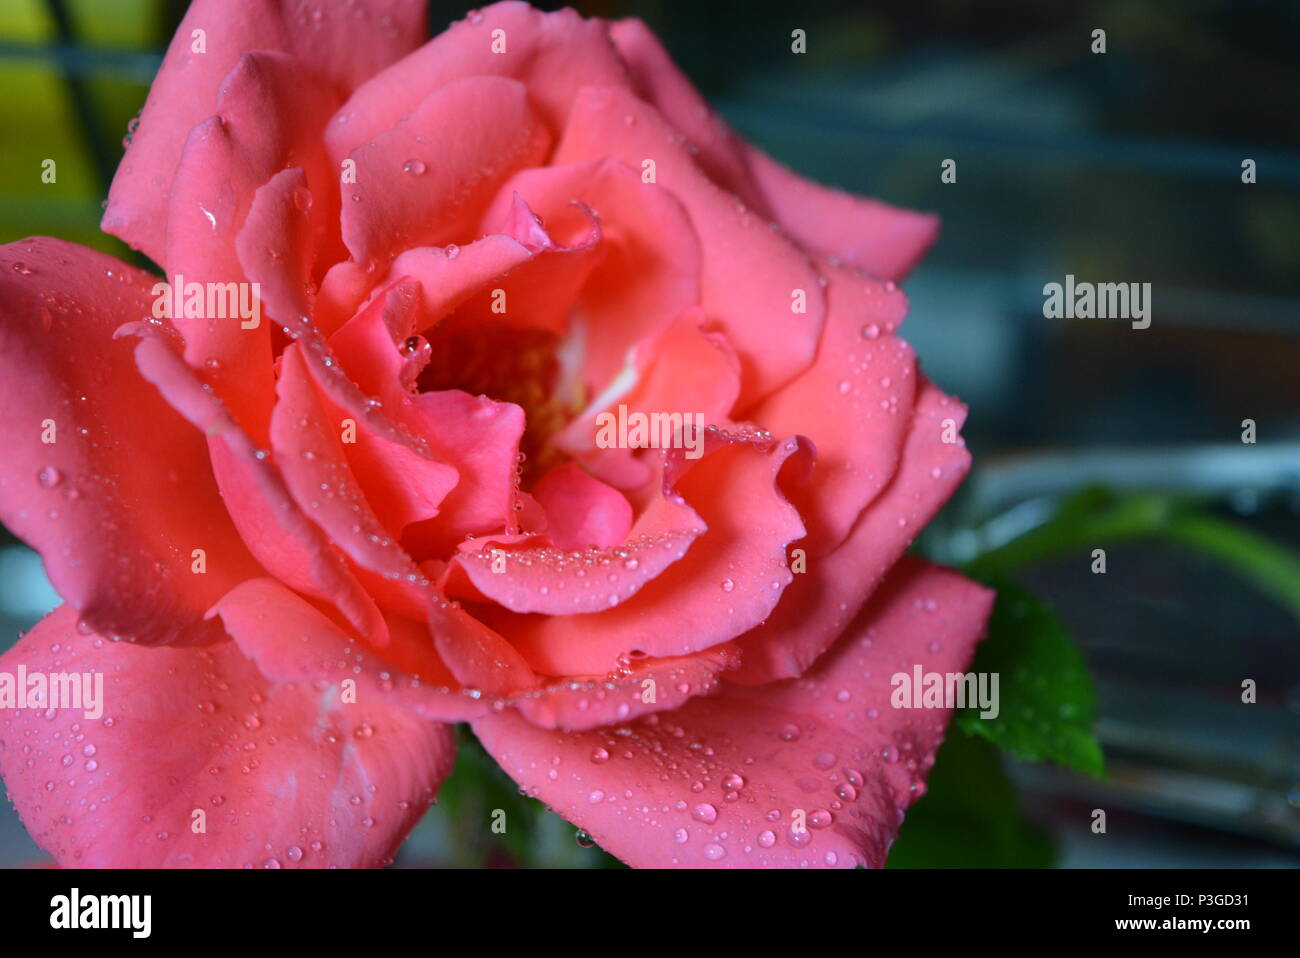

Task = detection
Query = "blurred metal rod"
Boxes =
[967,443,1300,515]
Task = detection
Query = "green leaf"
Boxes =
[967,488,1176,576]
[1161,513,1300,624]
[888,732,1055,867]
[428,729,625,868]
[968,487,1300,625]
[955,578,1105,777]
[429,728,539,866]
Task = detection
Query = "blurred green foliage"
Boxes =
[888,733,1055,869]
[0,0,166,255]
[969,488,1300,626]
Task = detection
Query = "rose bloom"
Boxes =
[0,0,991,868]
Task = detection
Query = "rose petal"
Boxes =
[159,50,344,438]
[103,0,424,263]
[554,309,741,475]
[751,261,917,554]
[0,238,261,645]
[554,85,825,407]
[124,324,386,643]
[426,598,537,700]
[359,236,535,332]
[513,644,739,731]
[161,115,276,440]
[743,147,939,283]
[326,2,628,162]
[330,285,528,556]
[730,380,972,685]
[472,557,993,868]
[605,15,937,284]
[214,51,347,278]
[608,18,763,207]
[441,192,601,337]
[532,463,634,550]
[340,76,551,267]
[319,166,587,338]
[480,158,701,390]
[0,603,454,868]
[212,577,483,723]
[492,434,809,675]
[270,343,425,586]
[235,166,316,328]
[450,473,703,616]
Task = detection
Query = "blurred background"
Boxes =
[0,0,1297,867]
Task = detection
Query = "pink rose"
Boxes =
[0,1,991,868]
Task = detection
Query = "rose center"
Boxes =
[416,316,585,485]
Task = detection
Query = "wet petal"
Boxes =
[473,557,993,868]
[731,380,971,685]
[0,603,455,868]
[554,85,825,406]
[0,238,260,645]
[103,0,423,262]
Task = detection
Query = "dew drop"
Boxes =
[691,803,718,824]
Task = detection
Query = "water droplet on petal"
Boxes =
[691,803,717,824]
